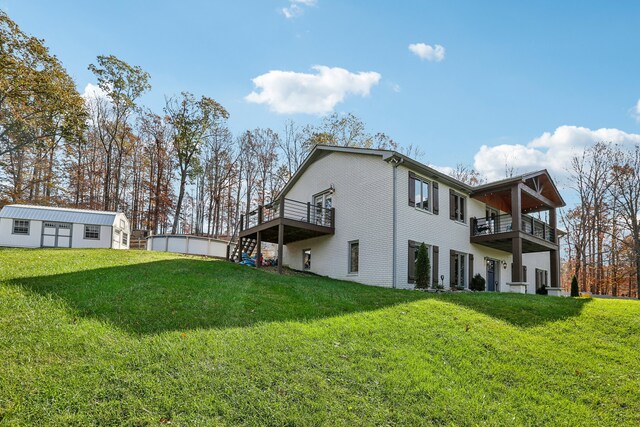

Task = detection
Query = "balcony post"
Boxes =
[549,208,560,287]
[258,205,263,224]
[530,216,535,235]
[470,217,477,238]
[511,185,521,232]
[307,202,311,223]
[255,230,262,269]
[511,184,524,283]
[280,198,285,219]
[277,222,284,274]
[239,214,244,232]
[330,207,335,228]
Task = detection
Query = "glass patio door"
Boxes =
[313,192,332,226]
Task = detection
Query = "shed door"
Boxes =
[42,222,72,248]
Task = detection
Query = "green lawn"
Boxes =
[0,249,638,426]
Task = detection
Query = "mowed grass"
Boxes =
[0,249,639,426]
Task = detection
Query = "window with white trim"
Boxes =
[12,219,29,235]
[84,225,100,240]
[122,232,128,246]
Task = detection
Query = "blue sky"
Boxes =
[3,0,640,185]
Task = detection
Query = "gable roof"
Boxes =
[471,170,566,209]
[0,204,123,226]
[278,145,475,198]
[278,145,565,208]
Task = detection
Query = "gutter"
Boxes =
[389,156,403,289]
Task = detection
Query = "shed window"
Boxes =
[348,241,359,274]
[84,225,100,240]
[120,219,125,229]
[122,233,128,246]
[12,219,29,235]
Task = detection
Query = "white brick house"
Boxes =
[233,146,565,294]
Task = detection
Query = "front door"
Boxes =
[42,222,72,248]
[486,259,498,292]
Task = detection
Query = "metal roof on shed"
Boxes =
[0,205,121,226]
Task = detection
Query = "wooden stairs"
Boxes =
[228,236,257,262]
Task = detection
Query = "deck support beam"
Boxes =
[277,223,284,274]
[255,231,262,269]
[549,208,560,287]
[511,185,523,282]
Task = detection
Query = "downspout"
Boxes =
[391,156,403,289]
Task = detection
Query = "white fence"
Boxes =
[147,234,235,259]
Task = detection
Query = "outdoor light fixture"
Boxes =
[502,260,508,270]
[329,184,335,193]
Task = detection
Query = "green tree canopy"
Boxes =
[0,11,85,157]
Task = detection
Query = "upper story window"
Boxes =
[12,219,29,235]
[449,190,466,223]
[409,172,439,213]
[120,219,125,229]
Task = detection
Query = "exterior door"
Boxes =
[313,192,332,226]
[41,222,72,248]
[486,259,498,292]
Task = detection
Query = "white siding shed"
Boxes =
[0,204,130,249]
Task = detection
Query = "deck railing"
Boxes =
[471,213,555,243]
[241,198,335,231]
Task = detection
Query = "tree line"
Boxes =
[0,11,412,239]
[2,11,638,297]
[561,142,640,298]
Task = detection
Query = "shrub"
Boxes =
[470,273,486,291]
[571,275,580,297]
[415,243,430,289]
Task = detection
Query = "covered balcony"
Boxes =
[470,213,557,253]
[469,170,566,288]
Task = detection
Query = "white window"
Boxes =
[348,241,359,274]
[122,233,128,246]
[120,219,125,229]
[12,219,29,235]
[313,192,333,226]
[303,249,311,270]
[408,241,435,284]
[410,174,432,212]
[450,191,466,223]
[452,252,467,289]
[84,225,100,240]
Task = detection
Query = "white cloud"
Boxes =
[473,125,640,183]
[408,43,445,62]
[245,65,381,115]
[282,0,317,19]
[81,83,108,100]
[632,99,640,122]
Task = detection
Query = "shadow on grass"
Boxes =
[9,256,591,334]
[8,258,430,334]
[438,291,592,327]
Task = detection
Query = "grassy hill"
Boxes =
[0,248,638,426]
